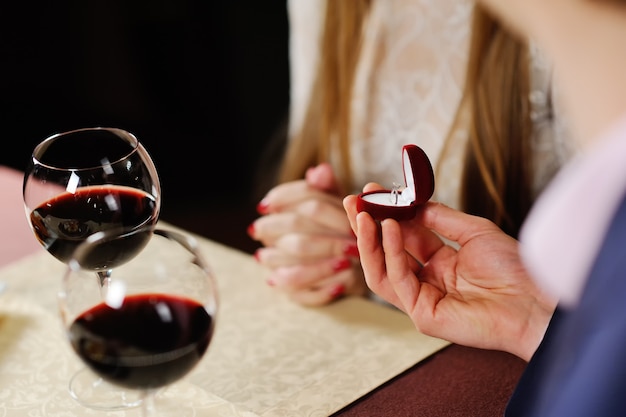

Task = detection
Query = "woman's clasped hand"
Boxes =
[249,163,368,306]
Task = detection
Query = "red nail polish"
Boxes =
[332,258,351,273]
[343,243,359,258]
[257,199,270,215]
[253,249,261,262]
[266,278,276,287]
[247,223,255,238]
[330,284,345,298]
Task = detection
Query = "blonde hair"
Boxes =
[278,0,371,194]
[279,1,533,237]
[445,6,532,237]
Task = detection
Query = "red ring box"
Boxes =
[356,144,434,221]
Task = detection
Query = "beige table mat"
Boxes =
[0,223,449,416]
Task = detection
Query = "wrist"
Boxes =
[515,299,557,362]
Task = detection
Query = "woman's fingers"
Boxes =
[251,198,351,246]
[250,211,336,246]
[293,199,353,234]
[305,162,340,193]
[259,179,342,213]
[264,257,368,306]
[255,233,358,267]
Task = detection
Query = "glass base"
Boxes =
[69,367,143,410]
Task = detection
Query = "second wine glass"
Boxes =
[59,226,219,416]
[23,127,161,409]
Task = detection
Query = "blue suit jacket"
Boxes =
[506,191,626,416]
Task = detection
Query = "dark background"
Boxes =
[1,1,290,253]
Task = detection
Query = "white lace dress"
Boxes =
[287,0,577,208]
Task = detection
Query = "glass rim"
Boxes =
[31,127,141,171]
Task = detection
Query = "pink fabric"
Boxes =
[520,114,626,307]
[0,166,43,267]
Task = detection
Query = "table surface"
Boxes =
[0,165,527,416]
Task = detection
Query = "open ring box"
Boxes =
[356,144,435,221]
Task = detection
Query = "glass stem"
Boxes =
[140,390,157,417]
[97,270,112,299]
[97,269,112,288]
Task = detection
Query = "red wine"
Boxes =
[29,185,157,265]
[69,293,214,390]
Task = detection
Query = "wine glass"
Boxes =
[58,226,219,416]
[23,127,161,409]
